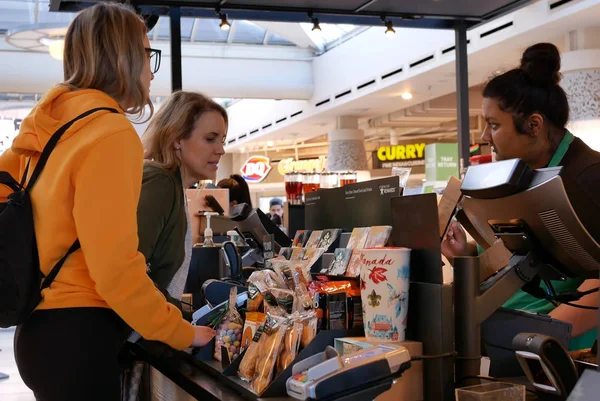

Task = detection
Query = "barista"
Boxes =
[443,43,600,349]
[217,174,253,211]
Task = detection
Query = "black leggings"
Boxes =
[15,307,126,401]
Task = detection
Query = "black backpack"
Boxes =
[0,107,118,327]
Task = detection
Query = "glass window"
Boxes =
[37,1,75,24]
[194,18,228,43]
[232,20,267,44]
[300,22,362,49]
[267,33,295,46]
[0,0,36,32]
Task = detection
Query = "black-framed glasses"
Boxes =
[145,48,161,74]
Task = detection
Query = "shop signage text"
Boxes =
[373,143,426,169]
[277,156,327,175]
[241,156,272,183]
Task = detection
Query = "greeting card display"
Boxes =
[344,251,364,278]
[346,228,370,249]
[359,248,410,342]
[325,248,353,275]
[364,226,392,248]
[304,231,323,249]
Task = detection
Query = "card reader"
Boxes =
[286,345,411,400]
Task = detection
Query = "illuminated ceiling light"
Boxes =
[40,37,64,61]
[311,18,321,32]
[384,21,396,37]
[401,91,413,100]
[267,140,275,147]
[218,13,230,31]
[308,12,321,32]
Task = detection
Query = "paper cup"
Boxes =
[359,248,410,342]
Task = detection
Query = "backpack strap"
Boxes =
[19,158,31,189]
[25,107,119,193]
[29,107,119,286]
[41,239,81,287]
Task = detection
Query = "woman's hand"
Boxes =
[441,221,468,264]
[191,326,216,348]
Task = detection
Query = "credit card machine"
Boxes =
[513,333,578,400]
[286,345,411,400]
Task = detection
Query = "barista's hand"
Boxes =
[441,221,468,264]
[191,326,216,348]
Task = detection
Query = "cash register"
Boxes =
[453,158,600,399]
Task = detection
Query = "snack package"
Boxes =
[213,287,244,362]
[251,322,288,394]
[241,312,267,352]
[238,315,283,382]
[277,321,303,375]
[308,281,355,330]
[247,269,285,293]
[247,291,264,313]
[269,288,295,314]
[271,259,312,310]
[300,313,318,349]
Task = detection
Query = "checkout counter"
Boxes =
[121,159,599,401]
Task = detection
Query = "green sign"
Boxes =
[425,143,459,182]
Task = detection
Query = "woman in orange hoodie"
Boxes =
[0,4,214,401]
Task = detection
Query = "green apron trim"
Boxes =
[547,130,574,168]
[486,130,594,349]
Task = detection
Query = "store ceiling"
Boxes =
[49,0,534,29]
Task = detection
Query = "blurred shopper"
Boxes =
[0,4,213,401]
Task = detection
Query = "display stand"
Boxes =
[306,179,451,401]
[305,177,400,230]
[284,203,305,240]
[390,194,454,401]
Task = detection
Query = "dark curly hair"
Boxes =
[483,43,569,149]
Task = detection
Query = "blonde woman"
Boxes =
[0,4,213,401]
[134,91,227,400]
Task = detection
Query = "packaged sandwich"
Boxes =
[241,312,267,352]
[238,315,284,383]
[300,312,318,349]
[277,321,303,374]
[213,287,244,362]
[251,321,288,394]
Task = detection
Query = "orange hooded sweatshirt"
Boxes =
[0,86,194,350]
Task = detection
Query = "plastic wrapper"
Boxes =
[277,321,303,374]
[269,288,295,314]
[251,322,288,394]
[247,269,285,293]
[271,259,313,310]
[307,280,354,296]
[241,312,267,352]
[300,313,318,349]
[213,287,244,362]
[238,315,283,382]
[246,284,264,313]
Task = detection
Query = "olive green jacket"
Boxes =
[137,163,192,320]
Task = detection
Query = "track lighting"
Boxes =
[218,12,230,31]
[312,18,321,32]
[308,12,321,32]
[384,20,395,36]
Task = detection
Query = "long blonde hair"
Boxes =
[142,91,228,171]
[63,3,152,118]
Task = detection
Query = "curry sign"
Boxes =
[376,143,426,162]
